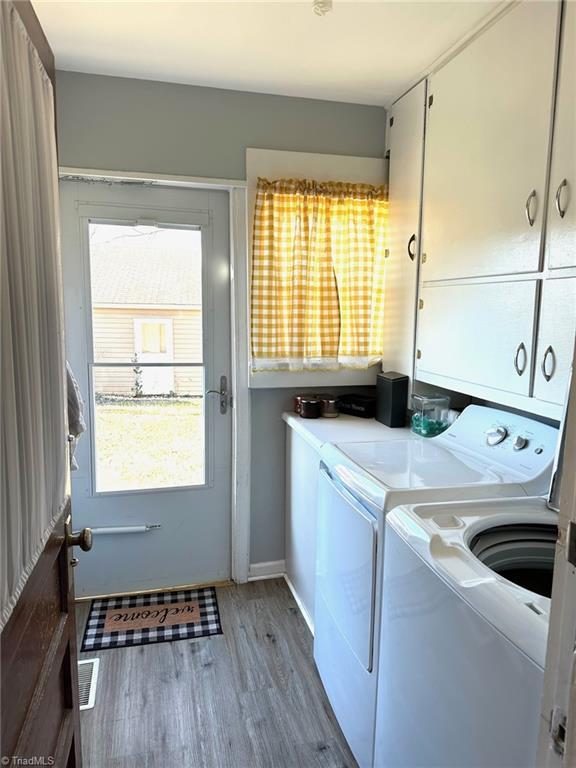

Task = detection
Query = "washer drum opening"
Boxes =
[469,523,557,598]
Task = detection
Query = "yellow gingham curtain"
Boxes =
[251,178,388,371]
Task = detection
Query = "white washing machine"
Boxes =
[375,496,557,768]
[314,405,559,768]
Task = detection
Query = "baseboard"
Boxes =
[248,560,286,581]
[284,575,314,636]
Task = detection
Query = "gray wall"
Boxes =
[55,71,386,179]
[55,71,387,565]
[250,390,302,564]
[250,386,377,564]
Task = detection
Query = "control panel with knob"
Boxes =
[513,435,529,451]
[485,426,508,446]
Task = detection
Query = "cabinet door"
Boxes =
[416,280,538,396]
[421,1,559,282]
[547,1,576,270]
[382,81,426,380]
[533,278,576,405]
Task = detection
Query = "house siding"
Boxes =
[92,307,203,396]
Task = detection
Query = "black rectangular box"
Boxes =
[336,393,377,419]
[376,371,409,427]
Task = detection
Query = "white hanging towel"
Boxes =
[66,361,86,469]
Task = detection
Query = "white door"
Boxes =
[416,279,538,396]
[537,338,576,766]
[533,277,576,406]
[546,0,576,271]
[134,318,174,394]
[382,80,426,383]
[421,1,559,281]
[60,180,232,597]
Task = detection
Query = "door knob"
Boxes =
[65,515,93,552]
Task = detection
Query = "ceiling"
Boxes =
[33,0,501,106]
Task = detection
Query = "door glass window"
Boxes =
[88,222,205,492]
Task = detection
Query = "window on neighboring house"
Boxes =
[250,177,388,372]
[137,320,169,354]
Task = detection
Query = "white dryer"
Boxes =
[314,405,559,768]
[375,496,557,768]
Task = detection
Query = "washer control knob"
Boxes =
[513,435,529,451]
[486,426,508,446]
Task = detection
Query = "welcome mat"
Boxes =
[81,586,222,651]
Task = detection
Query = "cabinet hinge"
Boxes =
[416,349,422,360]
[384,248,390,259]
[428,94,434,108]
[421,253,427,263]
[389,116,394,127]
[567,520,576,567]
[550,707,567,756]
[385,149,391,160]
[419,299,424,310]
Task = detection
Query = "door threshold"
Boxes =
[75,578,234,603]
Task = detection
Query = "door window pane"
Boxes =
[92,366,205,493]
[89,223,203,364]
[88,222,206,493]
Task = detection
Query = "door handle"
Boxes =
[407,233,417,261]
[555,179,568,219]
[206,375,229,414]
[525,190,537,227]
[541,345,556,382]
[65,515,93,552]
[514,342,527,376]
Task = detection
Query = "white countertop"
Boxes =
[282,412,411,453]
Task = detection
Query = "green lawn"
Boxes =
[94,397,205,492]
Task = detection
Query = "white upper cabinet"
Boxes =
[382,81,426,380]
[416,280,538,397]
[421,1,560,282]
[533,277,576,405]
[546,1,576,270]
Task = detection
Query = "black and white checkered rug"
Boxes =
[81,586,222,652]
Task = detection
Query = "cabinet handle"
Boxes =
[514,342,527,376]
[555,179,568,219]
[541,345,556,382]
[525,190,537,227]
[407,233,416,261]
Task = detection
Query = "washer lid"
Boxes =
[334,439,521,491]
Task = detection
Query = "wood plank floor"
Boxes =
[76,578,357,768]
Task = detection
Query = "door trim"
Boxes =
[59,167,252,584]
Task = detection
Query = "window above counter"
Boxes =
[246,149,387,388]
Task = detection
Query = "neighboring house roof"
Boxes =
[90,226,202,306]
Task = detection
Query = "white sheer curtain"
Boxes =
[1,2,68,629]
